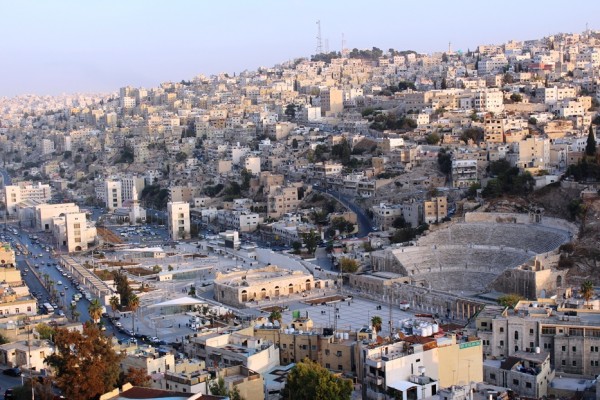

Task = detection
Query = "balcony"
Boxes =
[366,358,382,369]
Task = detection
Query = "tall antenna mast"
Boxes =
[316,20,323,54]
[342,32,346,56]
[324,39,329,54]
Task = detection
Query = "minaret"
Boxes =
[130,185,141,225]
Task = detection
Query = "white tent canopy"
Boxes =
[147,296,205,309]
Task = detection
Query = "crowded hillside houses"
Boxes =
[1,30,600,399]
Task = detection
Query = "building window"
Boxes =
[572,346,576,352]
[490,373,496,380]
[499,327,504,333]
[573,361,577,366]
[562,360,566,366]
[591,346,599,352]
[562,346,566,352]
[526,382,532,388]
[514,331,519,340]
[591,361,599,366]
[513,379,519,385]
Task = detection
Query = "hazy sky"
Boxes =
[1,0,598,97]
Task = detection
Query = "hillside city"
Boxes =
[0,29,599,400]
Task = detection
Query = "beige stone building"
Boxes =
[167,201,190,240]
[423,196,448,224]
[213,266,321,308]
[254,317,356,374]
[267,186,300,219]
[4,182,52,215]
[476,300,600,377]
[218,365,264,400]
[35,203,80,231]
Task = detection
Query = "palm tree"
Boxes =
[88,299,102,323]
[42,273,50,288]
[128,293,140,333]
[69,303,80,321]
[109,295,120,318]
[581,280,595,309]
[371,315,382,333]
[269,310,282,326]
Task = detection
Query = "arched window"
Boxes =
[514,331,519,340]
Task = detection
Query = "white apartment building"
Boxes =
[35,203,80,231]
[167,201,190,240]
[4,182,52,215]
[299,105,322,123]
[121,176,145,201]
[41,139,54,155]
[243,156,261,175]
[477,55,508,75]
[511,137,551,170]
[105,181,122,211]
[216,210,260,233]
[65,212,96,252]
[451,159,478,188]
[471,89,505,113]
[535,86,577,105]
[552,99,585,118]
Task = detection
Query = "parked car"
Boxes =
[3,367,21,377]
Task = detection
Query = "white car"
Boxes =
[57,280,63,285]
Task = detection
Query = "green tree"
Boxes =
[392,216,409,229]
[209,378,226,395]
[175,151,188,162]
[497,294,524,309]
[302,230,319,254]
[45,323,124,399]
[339,257,359,274]
[285,104,297,120]
[240,168,252,191]
[510,93,523,102]
[128,293,140,333]
[11,377,54,400]
[109,295,120,318]
[113,270,133,308]
[209,377,243,399]
[282,358,352,400]
[371,315,383,332]
[292,241,302,254]
[586,125,597,157]
[426,133,440,145]
[581,280,594,309]
[35,323,55,340]
[88,299,103,323]
[69,303,80,321]
[460,127,484,144]
[437,149,452,175]
[269,310,282,325]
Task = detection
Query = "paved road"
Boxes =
[314,187,374,238]
[0,168,12,187]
